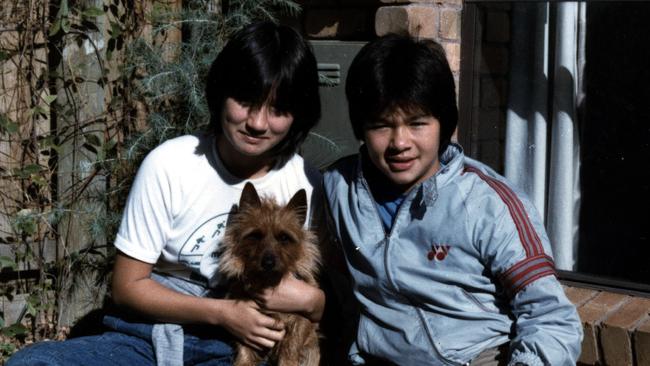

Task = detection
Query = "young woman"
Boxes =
[9,21,324,366]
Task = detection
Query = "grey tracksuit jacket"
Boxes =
[323,144,583,366]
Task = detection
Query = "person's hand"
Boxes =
[218,299,285,351]
[254,274,324,321]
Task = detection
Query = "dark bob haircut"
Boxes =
[205,21,320,163]
[345,34,458,154]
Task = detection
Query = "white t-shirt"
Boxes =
[114,134,321,287]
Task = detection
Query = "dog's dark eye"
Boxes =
[277,232,293,244]
[244,230,264,241]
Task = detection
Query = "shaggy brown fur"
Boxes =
[219,182,321,366]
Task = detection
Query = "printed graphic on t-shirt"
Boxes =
[178,213,229,278]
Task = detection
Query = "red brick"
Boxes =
[378,0,463,6]
[605,297,650,328]
[375,5,438,39]
[636,317,650,366]
[581,292,629,320]
[440,0,462,5]
[439,8,460,40]
[579,320,600,365]
[442,42,460,74]
[577,292,629,365]
[375,6,408,36]
[601,298,650,366]
[564,286,599,307]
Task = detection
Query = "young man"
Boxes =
[9,21,325,366]
[323,35,583,365]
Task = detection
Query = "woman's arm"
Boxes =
[111,252,286,350]
[255,274,325,322]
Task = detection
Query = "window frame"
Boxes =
[458,0,650,297]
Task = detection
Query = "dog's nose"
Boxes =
[261,253,276,271]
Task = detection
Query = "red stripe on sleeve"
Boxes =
[464,166,544,256]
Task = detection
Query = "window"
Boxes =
[459,1,650,291]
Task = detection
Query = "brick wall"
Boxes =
[564,285,650,366]
[296,0,462,76]
[375,0,462,85]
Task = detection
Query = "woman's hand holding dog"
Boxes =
[112,253,287,351]
[254,274,325,322]
[218,299,286,351]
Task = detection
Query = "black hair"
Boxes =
[205,21,321,163]
[345,34,458,153]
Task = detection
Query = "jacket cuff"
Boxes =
[509,350,544,366]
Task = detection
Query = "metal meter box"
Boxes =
[299,41,365,170]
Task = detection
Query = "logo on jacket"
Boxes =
[427,243,450,261]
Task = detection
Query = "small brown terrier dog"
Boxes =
[219,182,321,366]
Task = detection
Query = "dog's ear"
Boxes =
[286,189,308,225]
[239,182,262,209]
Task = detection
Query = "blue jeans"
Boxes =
[6,316,235,366]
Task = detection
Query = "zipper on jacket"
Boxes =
[358,175,389,239]
[358,174,418,293]
[359,175,459,365]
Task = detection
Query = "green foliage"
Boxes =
[1,324,27,339]
[0,341,17,358]
[0,256,17,271]
[0,114,19,135]
[11,210,39,237]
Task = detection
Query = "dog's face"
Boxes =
[220,182,313,291]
